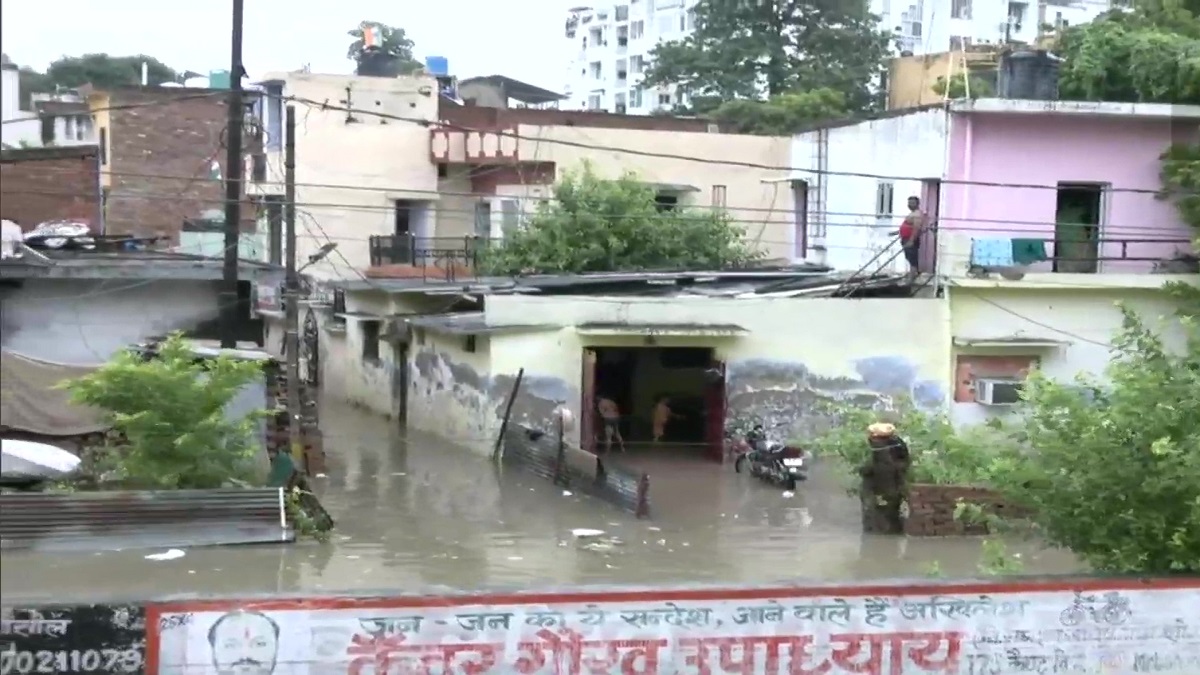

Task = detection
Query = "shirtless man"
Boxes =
[651,396,680,444]
[596,394,625,453]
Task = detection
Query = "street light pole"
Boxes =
[220,0,246,348]
[283,105,303,466]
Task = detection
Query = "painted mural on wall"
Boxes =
[0,604,146,674]
[410,342,574,451]
[726,356,944,441]
[147,579,1198,674]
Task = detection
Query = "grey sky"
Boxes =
[1,0,574,91]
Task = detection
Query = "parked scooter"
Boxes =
[733,424,811,490]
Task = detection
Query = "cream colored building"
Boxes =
[246,73,797,281]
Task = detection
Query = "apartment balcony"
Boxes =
[941,231,1197,289]
[429,127,519,164]
[367,234,487,281]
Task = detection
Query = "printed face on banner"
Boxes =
[207,611,279,675]
[152,585,1200,675]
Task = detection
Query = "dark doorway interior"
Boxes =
[584,346,725,461]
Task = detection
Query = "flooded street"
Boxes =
[1,400,1080,602]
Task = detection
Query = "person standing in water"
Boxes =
[651,395,681,445]
[597,394,626,453]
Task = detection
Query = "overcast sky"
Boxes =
[1,0,574,91]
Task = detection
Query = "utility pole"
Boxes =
[220,0,246,349]
[283,105,303,466]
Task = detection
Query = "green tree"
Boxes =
[346,21,421,75]
[1055,0,1200,104]
[707,88,848,135]
[987,309,1200,574]
[931,72,995,99]
[62,333,267,490]
[478,164,760,275]
[642,0,892,115]
[16,54,179,107]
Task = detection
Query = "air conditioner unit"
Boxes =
[974,378,1023,406]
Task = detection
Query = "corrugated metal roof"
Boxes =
[0,488,293,552]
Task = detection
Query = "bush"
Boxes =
[62,333,268,489]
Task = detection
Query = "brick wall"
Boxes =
[904,483,1031,536]
[104,87,259,243]
[0,146,100,230]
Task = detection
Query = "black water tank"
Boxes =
[998,50,1062,100]
[355,49,401,78]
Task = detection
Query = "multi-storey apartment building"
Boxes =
[562,0,1118,116]
[563,0,699,115]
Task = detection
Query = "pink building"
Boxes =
[943,99,1199,275]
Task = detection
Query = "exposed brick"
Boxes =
[0,146,100,230]
[904,483,1030,537]
[102,87,260,243]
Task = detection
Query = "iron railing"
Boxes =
[368,234,486,269]
[501,424,650,518]
[0,488,293,552]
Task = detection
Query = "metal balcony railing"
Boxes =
[368,234,487,269]
[970,236,1195,273]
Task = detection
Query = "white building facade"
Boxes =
[563,0,699,114]
[2,54,97,149]
[560,0,1118,116]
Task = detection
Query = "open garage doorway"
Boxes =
[581,346,726,462]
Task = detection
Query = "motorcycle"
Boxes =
[733,424,811,490]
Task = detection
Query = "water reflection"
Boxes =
[0,399,1080,602]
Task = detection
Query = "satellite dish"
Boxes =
[997,266,1027,281]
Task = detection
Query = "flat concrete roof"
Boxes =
[949,98,1200,121]
[0,251,282,282]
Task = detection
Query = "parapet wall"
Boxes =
[4,577,1197,674]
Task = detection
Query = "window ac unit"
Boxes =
[974,378,1023,406]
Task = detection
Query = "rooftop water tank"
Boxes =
[356,50,401,77]
[208,70,231,89]
[997,50,1061,101]
[425,56,449,77]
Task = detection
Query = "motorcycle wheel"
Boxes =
[734,454,748,474]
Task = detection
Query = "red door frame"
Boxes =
[580,349,597,454]
[704,359,727,463]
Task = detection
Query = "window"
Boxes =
[631,20,645,39]
[950,36,973,51]
[1053,183,1105,273]
[331,290,347,330]
[630,55,645,74]
[74,115,86,140]
[616,4,629,20]
[630,88,643,108]
[1007,2,1027,28]
[590,61,602,79]
[587,94,602,110]
[361,320,381,361]
[617,26,629,47]
[951,0,971,19]
[657,13,675,34]
[685,8,696,30]
[875,182,895,217]
[98,127,108,165]
[265,83,283,151]
[910,21,922,37]
[658,92,671,105]
[654,193,678,212]
[464,335,478,353]
[614,92,627,114]
[711,185,727,208]
[474,200,491,237]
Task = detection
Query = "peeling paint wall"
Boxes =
[408,330,495,453]
[485,296,952,445]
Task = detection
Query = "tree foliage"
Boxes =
[989,308,1200,574]
[1056,0,1200,104]
[931,72,995,99]
[642,0,891,118]
[478,165,760,275]
[707,88,848,135]
[346,21,421,74]
[62,333,267,490]
[17,54,179,106]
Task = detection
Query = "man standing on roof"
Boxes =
[899,196,926,282]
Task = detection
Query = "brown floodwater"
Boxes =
[0,399,1080,603]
